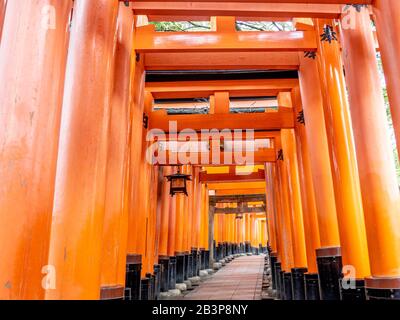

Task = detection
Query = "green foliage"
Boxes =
[150,21,294,32]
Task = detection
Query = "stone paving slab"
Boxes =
[180,255,264,300]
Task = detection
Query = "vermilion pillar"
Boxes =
[124,42,146,301]
[158,167,172,256]
[373,0,400,156]
[175,190,186,284]
[0,0,72,300]
[100,3,134,300]
[167,196,177,257]
[280,130,307,268]
[341,7,400,299]
[315,18,371,300]
[126,66,145,255]
[276,160,295,300]
[291,88,320,276]
[158,166,171,292]
[278,93,308,293]
[264,163,278,254]
[298,50,340,300]
[289,87,321,300]
[298,54,340,249]
[46,0,118,300]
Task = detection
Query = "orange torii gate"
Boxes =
[0,0,400,302]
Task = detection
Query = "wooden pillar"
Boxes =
[182,166,191,253]
[175,193,185,254]
[298,53,340,251]
[290,87,321,275]
[144,165,159,276]
[167,196,177,257]
[340,7,400,298]
[265,164,278,253]
[208,202,215,267]
[46,0,119,300]
[315,18,370,299]
[199,184,209,250]
[158,167,172,256]
[126,44,146,256]
[279,93,308,271]
[276,158,295,272]
[280,130,307,269]
[189,167,197,250]
[100,3,134,299]
[373,0,400,155]
[192,168,202,250]
[0,0,72,300]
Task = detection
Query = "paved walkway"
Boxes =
[183,255,264,300]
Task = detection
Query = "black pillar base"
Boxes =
[316,247,342,300]
[213,240,216,260]
[146,273,156,300]
[191,249,198,277]
[199,248,205,270]
[291,267,308,300]
[204,250,210,269]
[159,256,170,292]
[168,256,177,290]
[245,241,251,253]
[340,279,366,300]
[283,272,293,300]
[223,242,228,258]
[219,243,224,260]
[185,253,192,280]
[366,277,400,300]
[125,254,142,300]
[153,265,161,300]
[275,262,282,299]
[175,252,186,283]
[305,273,320,300]
[141,277,151,300]
[269,253,278,290]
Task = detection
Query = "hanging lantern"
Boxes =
[165,166,192,197]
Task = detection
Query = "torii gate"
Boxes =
[0,0,400,302]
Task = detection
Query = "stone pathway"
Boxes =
[182,255,264,300]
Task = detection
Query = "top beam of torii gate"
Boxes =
[123,1,371,20]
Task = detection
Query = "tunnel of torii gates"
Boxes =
[1,0,400,302]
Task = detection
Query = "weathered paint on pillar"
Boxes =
[0,0,72,300]
[341,7,400,279]
[46,0,119,300]
[373,0,400,156]
[315,19,370,279]
[100,2,135,290]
